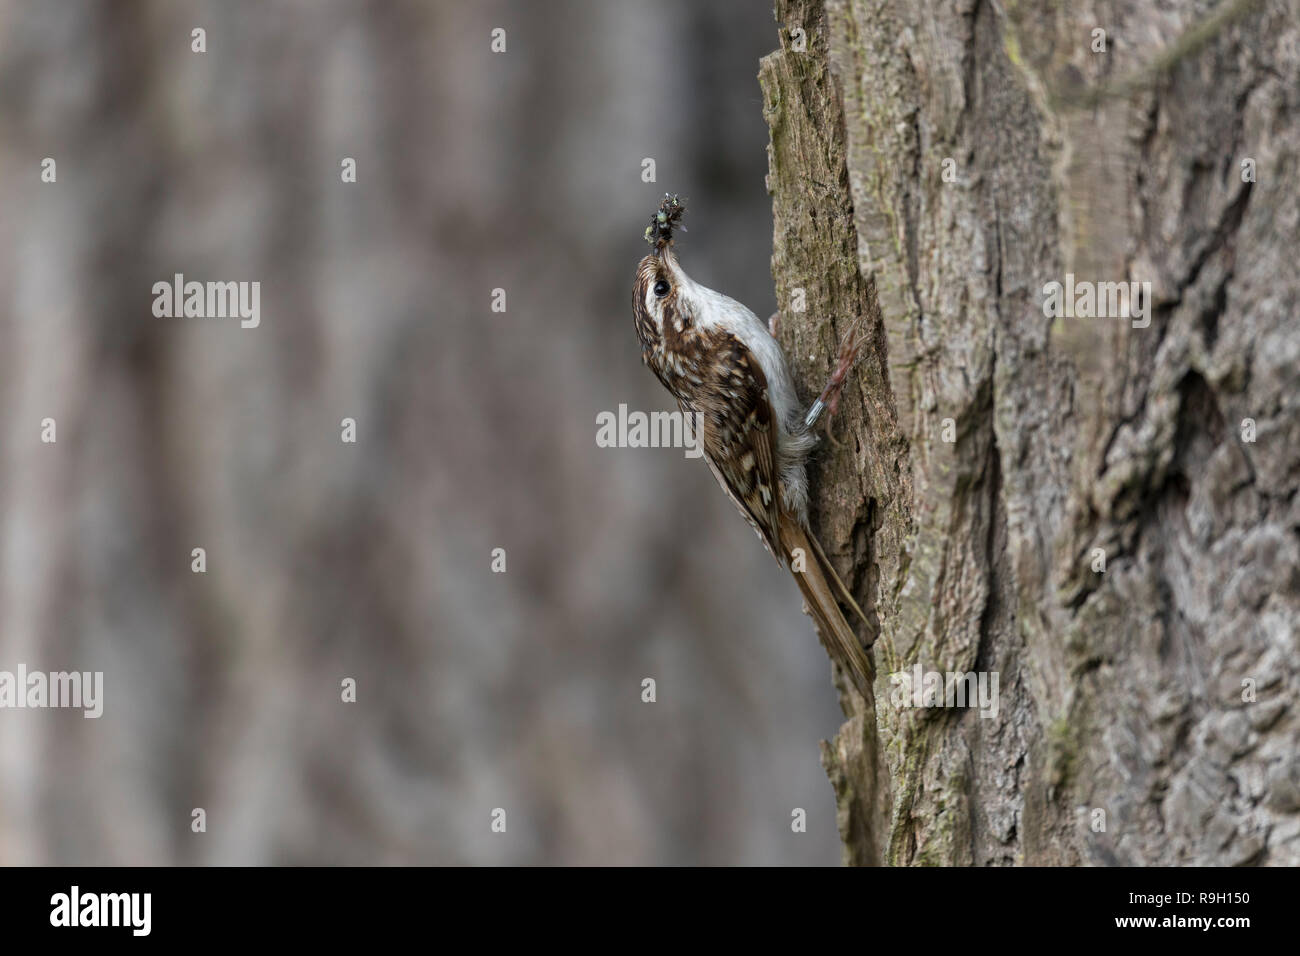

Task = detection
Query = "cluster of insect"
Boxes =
[644,194,687,248]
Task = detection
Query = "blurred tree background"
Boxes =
[0,0,850,865]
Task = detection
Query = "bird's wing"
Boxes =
[689,330,786,563]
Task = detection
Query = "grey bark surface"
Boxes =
[761,0,1300,865]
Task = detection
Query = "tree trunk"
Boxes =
[761,0,1300,865]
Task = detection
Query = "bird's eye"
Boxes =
[653,280,670,298]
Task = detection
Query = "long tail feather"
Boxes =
[780,514,874,697]
[803,525,870,630]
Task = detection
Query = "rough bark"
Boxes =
[762,0,1300,865]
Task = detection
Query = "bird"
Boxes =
[632,194,874,696]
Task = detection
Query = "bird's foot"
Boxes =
[804,315,867,432]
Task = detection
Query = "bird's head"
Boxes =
[634,194,694,340]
